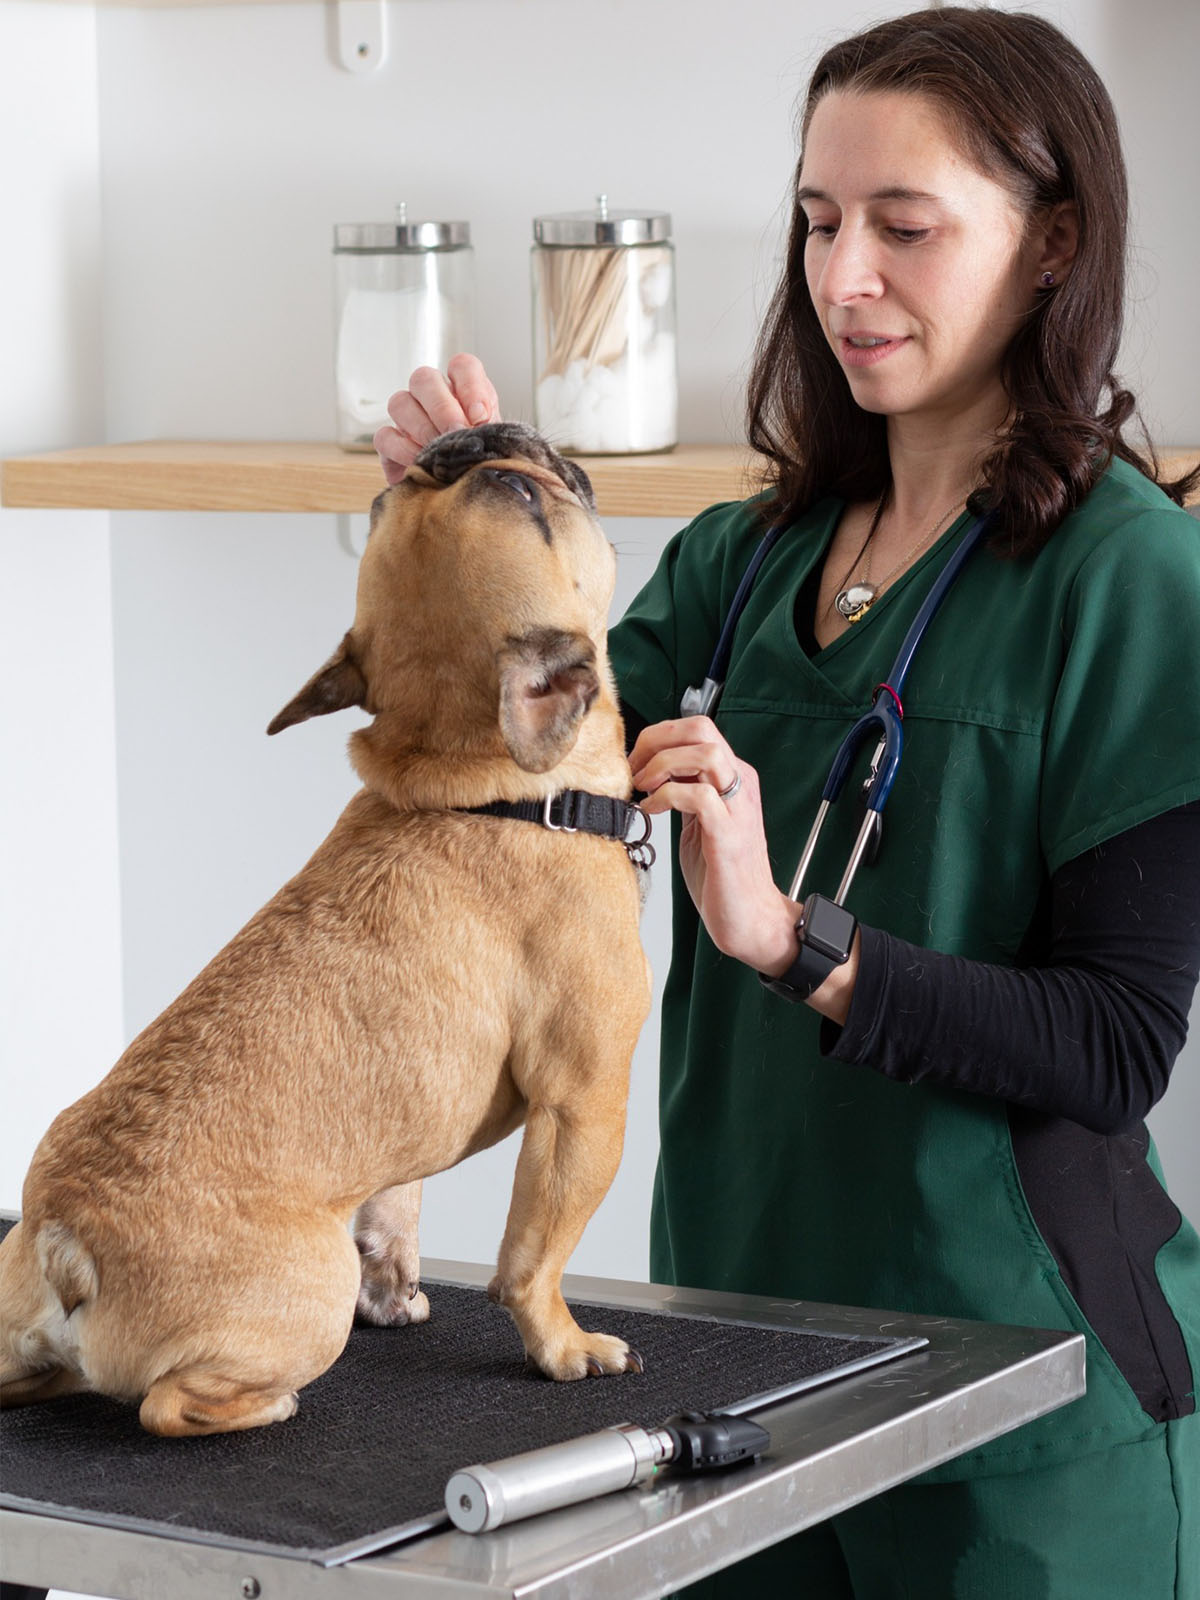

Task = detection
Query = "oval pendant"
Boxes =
[836,582,876,622]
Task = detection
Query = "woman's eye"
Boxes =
[805,222,838,239]
[889,227,931,244]
[497,471,535,504]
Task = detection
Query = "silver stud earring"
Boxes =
[1040,271,1056,288]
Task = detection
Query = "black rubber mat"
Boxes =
[0,1220,918,1564]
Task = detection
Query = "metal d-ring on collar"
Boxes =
[620,803,656,869]
[543,791,656,868]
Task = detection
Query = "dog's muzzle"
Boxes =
[414,424,596,513]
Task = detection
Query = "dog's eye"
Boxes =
[495,471,535,505]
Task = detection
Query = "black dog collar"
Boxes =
[460,791,655,868]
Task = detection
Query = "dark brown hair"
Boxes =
[746,6,1198,554]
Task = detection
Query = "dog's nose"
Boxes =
[415,424,539,483]
[414,426,596,512]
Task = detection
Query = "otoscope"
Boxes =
[445,1409,770,1533]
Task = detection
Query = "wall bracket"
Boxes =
[334,0,388,75]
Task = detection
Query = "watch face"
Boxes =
[804,896,857,962]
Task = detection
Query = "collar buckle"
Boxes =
[543,793,579,833]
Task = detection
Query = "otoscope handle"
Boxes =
[446,1422,674,1533]
[445,1411,771,1533]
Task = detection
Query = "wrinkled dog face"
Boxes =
[363,423,615,646]
[269,424,617,778]
[410,422,597,513]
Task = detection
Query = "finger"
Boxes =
[628,716,728,780]
[373,423,417,485]
[447,352,502,425]
[381,390,445,457]
[633,747,739,798]
[408,365,473,436]
[631,749,705,791]
[638,778,733,825]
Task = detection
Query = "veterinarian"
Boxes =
[375,8,1200,1594]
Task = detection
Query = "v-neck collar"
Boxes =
[804,505,975,670]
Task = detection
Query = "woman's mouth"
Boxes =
[837,334,908,368]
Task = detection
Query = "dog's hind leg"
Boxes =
[139,1331,353,1436]
[136,1211,362,1436]
[353,1182,431,1326]
[140,1368,303,1436]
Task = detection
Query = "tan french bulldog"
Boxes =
[0,423,651,1435]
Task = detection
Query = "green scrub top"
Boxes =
[609,458,1200,1477]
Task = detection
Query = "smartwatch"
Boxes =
[759,893,858,1002]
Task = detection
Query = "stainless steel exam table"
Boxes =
[0,1258,1085,1600]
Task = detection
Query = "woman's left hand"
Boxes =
[630,717,800,976]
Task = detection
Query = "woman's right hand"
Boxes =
[373,354,502,485]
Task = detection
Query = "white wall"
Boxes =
[4,0,1199,1260]
[0,3,123,1207]
[89,0,1200,453]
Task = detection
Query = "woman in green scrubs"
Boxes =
[377,9,1200,1593]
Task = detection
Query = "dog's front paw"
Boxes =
[532,1331,645,1381]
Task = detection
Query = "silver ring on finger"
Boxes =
[717,771,742,802]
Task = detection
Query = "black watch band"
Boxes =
[759,893,858,1003]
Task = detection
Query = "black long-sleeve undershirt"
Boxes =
[822,801,1200,1135]
[625,703,1200,1137]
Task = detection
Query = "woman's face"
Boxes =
[799,90,1041,433]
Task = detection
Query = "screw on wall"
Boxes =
[333,0,388,74]
[240,1580,261,1600]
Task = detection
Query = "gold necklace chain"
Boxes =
[833,496,967,624]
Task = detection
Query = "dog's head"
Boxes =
[268,424,622,793]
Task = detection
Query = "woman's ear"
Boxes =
[1036,200,1080,288]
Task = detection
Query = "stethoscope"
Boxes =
[679,509,993,908]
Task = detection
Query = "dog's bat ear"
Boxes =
[267,635,367,735]
[498,629,600,773]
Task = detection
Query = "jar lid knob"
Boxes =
[596,194,609,220]
[396,201,407,225]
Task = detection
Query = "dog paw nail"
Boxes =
[626,1348,645,1374]
[585,1356,604,1377]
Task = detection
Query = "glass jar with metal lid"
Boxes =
[532,197,677,455]
[333,205,474,450]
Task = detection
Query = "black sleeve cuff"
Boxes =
[819,923,891,1063]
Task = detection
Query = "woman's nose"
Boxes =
[815,225,884,305]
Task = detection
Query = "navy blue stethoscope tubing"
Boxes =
[822,508,991,817]
[687,508,993,821]
[702,520,789,691]
[885,509,992,700]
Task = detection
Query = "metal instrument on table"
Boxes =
[446,1409,770,1533]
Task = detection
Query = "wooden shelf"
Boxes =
[0,441,765,518]
[2,440,1196,517]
